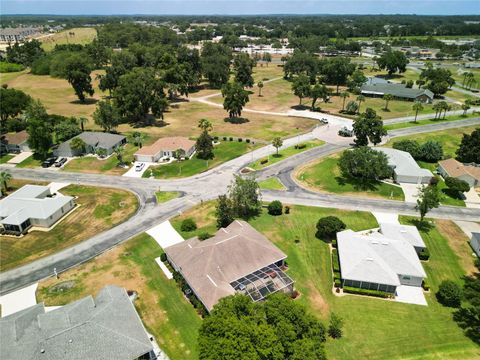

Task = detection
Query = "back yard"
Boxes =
[0,183,138,271]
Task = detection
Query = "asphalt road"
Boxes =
[1,119,479,295]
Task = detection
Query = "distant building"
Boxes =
[0,185,75,234]
[375,148,434,184]
[470,232,480,257]
[164,220,294,312]
[0,286,156,360]
[337,229,427,293]
[134,136,196,163]
[0,27,41,43]
[360,83,434,103]
[54,132,126,157]
[0,130,30,153]
[438,158,480,188]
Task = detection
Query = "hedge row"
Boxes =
[343,286,394,299]
[419,248,430,260]
[422,279,430,291]
[221,136,251,143]
[331,249,340,273]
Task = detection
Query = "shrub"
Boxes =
[295,143,306,149]
[331,249,340,273]
[238,138,243,142]
[246,139,251,143]
[285,206,290,214]
[436,280,462,307]
[419,140,443,162]
[0,62,25,73]
[419,248,430,260]
[223,136,227,141]
[393,139,421,159]
[160,253,167,262]
[180,218,197,232]
[267,200,283,216]
[343,286,393,298]
[198,232,212,240]
[229,137,233,141]
[214,136,219,141]
[445,177,470,194]
[260,158,269,165]
[331,239,337,248]
[422,279,430,291]
[334,279,342,288]
[328,313,343,339]
[316,216,346,239]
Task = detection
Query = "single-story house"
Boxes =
[364,76,390,86]
[0,285,156,360]
[54,132,126,157]
[379,222,426,253]
[337,229,427,293]
[0,130,30,153]
[438,158,480,188]
[134,136,196,162]
[376,148,434,184]
[164,220,294,312]
[470,232,480,257]
[0,185,75,234]
[360,83,434,103]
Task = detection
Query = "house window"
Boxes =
[402,276,411,280]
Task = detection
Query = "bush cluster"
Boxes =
[260,158,269,165]
[419,248,430,260]
[436,280,462,307]
[294,143,307,149]
[267,200,283,216]
[343,286,394,298]
[180,218,197,232]
[393,139,444,162]
[316,216,346,239]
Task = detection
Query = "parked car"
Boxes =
[54,157,67,167]
[320,118,329,124]
[338,127,353,137]
[135,162,145,172]
[41,157,57,168]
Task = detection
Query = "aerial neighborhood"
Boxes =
[1,9,480,360]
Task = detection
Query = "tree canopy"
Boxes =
[0,87,31,133]
[456,128,480,164]
[377,50,409,75]
[338,147,392,183]
[352,108,386,146]
[222,81,249,118]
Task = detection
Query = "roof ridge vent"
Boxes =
[366,257,374,261]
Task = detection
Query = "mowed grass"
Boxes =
[249,140,325,170]
[0,154,14,164]
[172,202,478,359]
[36,233,201,360]
[0,184,138,271]
[258,177,287,191]
[39,27,97,51]
[385,113,478,131]
[156,191,180,203]
[145,141,257,179]
[296,153,405,201]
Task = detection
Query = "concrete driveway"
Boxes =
[464,188,480,209]
[146,220,184,249]
[400,183,421,203]
[0,283,38,317]
[7,151,33,165]
[123,161,153,178]
[395,285,428,306]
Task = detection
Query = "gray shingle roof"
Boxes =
[379,223,426,249]
[361,83,434,100]
[0,185,74,226]
[0,286,153,360]
[337,230,426,286]
[56,132,126,154]
[375,148,433,180]
[165,220,288,311]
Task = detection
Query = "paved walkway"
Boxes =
[372,212,399,224]
[146,221,184,249]
[464,188,480,209]
[395,285,428,306]
[0,283,38,317]
[155,257,173,280]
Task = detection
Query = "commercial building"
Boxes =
[0,27,41,42]
[360,83,434,103]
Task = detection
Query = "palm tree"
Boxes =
[383,94,393,111]
[412,101,424,123]
[257,81,264,97]
[464,72,474,90]
[133,131,146,149]
[356,95,365,114]
[114,146,125,166]
[198,118,213,132]
[0,171,12,195]
[432,102,441,120]
[462,100,471,116]
[340,91,350,111]
[79,116,87,132]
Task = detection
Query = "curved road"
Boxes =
[1,118,480,295]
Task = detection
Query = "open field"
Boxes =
[39,27,97,51]
[145,141,258,179]
[37,233,201,360]
[295,153,405,201]
[249,140,325,170]
[258,177,286,191]
[384,113,478,131]
[173,201,478,359]
[0,183,138,271]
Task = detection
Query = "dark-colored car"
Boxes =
[54,157,67,167]
[42,157,57,168]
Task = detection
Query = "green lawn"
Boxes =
[145,141,257,179]
[385,113,477,131]
[36,233,201,360]
[296,154,405,201]
[0,154,14,164]
[249,140,325,170]
[258,177,286,191]
[16,153,42,168]
[156,191,180,204]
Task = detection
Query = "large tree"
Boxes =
[63,54,95,102]
[196,119,214,160]
[377,50,409,76]
[99,51,137,95]
[234,53,255,88]
[6,39,44,66]
[201,42,232,88]
[292,74,311,106]
[222,81,249,118]
[283,51,318,79]
[319,57,355,94]
[215,194,234,229]
[415,184,440,221]
[25,100,53,159]
[338,147,392,183]
[0,87,31,133]
[198,293,327,360]
[93,99,120,132]
[456,128,480,163]
[310,83,330,111]
[114,67,168,123]
[420,64,455,97]
[352,108,386,146]
[227,175,261,219]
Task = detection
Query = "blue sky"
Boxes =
[1,0,479,15]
